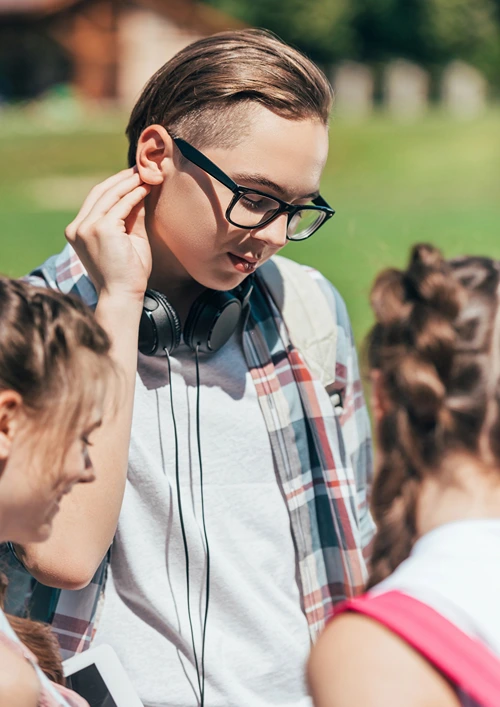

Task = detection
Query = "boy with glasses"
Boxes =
[14,29,373,707]
[171,136,335,245]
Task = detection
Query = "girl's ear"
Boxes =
[370,369,391,424]
[0,391,22,461]
[135,125,175,186]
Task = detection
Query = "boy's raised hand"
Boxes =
[18,173,154,590]
[65,168,152,302]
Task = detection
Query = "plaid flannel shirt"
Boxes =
[5,244,374,656]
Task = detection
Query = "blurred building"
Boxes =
[0,0,244,107]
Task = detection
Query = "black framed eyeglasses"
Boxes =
[173,137,335,241]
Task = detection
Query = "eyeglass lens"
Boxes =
[230,193,324,240]
[287,209,325,241]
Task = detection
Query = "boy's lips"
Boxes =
[228,252,261,273]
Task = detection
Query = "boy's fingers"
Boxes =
[72,185,150,244]
[67,173,145,241]
[76,168,135,216]
[80,173,144,224]
[66,168,138,240]
[104,185,151,226]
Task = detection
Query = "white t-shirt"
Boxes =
[93,331,312,707]
[373,518,500,657]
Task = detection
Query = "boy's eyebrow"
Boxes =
[231,172,319,201]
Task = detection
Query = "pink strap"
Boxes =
[53,683,89,707]
[335,590,500,707]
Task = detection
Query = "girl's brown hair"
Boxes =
[0,278,115,683]
[126,28,333,166]
[0,277,114,474]
[366,244,500,587]
[0,573,65,684]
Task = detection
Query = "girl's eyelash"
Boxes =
[82,436,94,447]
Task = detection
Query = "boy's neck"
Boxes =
[148,257,205,324]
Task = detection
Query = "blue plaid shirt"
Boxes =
[5,244,374,656]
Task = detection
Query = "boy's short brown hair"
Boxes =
[126,28,333,167]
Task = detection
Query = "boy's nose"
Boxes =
[252,213,288,250]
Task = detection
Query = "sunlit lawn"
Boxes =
[1,108,499,345]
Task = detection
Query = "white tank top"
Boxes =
[373,518,500,657]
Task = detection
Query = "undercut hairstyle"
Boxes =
[0,277,114,474]
[126,28,333,167]
[366,244,500,587]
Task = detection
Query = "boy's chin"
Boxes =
[31,521,53,544]
[194,261,252,292]
[11,524,51,546]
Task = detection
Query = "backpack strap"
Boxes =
[258,256,337,388]
[336,590,500,707]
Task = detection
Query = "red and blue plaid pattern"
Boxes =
[8,245,373,655]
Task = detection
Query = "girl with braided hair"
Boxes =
[308,243,500,707]
[0,278,115,706]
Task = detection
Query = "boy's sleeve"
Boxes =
[306,268,376,562]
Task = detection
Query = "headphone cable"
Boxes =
[165,348,203,704]
[164,346,210,707]
[195,345,210,707]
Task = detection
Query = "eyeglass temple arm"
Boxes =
[173,138,239,194]
[313,194,335,213]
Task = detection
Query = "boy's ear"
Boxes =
[136,125,175,186]
[0,391,22,461]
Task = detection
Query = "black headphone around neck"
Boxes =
[138,276,254,356]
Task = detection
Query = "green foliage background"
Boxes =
[1,110,499,346]
[205,0,500,90]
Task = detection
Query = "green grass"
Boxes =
[1,109,499,345]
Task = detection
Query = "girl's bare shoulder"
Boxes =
[307,612,460,707]
[0,640,40,707]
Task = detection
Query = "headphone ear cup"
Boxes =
[184,290,242,354]
[139,289,182,356]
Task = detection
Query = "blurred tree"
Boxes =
[204,0,500,88]
[349,0,430,63]
[204,0,355,65]
[423,0,500,82]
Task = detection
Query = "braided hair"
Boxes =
[366,244,500,587]
[0,277,115,472]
